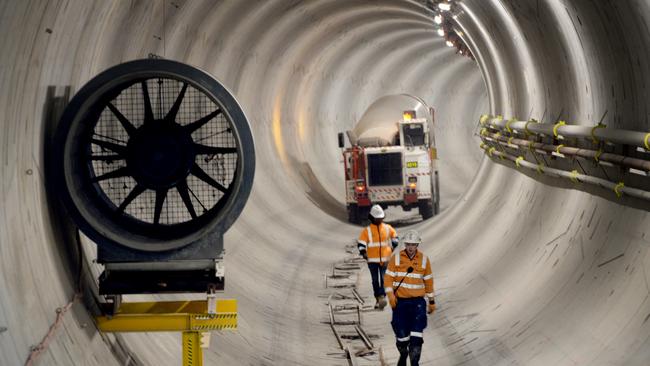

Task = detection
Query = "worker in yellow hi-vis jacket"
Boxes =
[384,230,435,366]
[357,204,398,310]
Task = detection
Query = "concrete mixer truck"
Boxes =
[338,95,440,224]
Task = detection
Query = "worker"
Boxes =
[357,204,398,310]
[384,230,435,366]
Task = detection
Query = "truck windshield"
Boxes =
[403,123,425,146]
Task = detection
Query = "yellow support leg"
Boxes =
[183,331,203,366]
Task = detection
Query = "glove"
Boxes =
[388,292,397,309]
[427,301,436,314]
[360,250,367,260]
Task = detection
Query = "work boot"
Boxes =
[375,296,387,310]
[409,344,422,366]
[396,344,409,366]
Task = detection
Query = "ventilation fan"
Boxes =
[52,59,255,293]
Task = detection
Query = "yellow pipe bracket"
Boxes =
[591,123,606,144]
[614,182,625,198]
[515,156,524,168]
[595,149,603,162]
[553,120,566,138]
[525,119,538,136]
[528,141,535,153]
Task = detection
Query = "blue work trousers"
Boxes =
[391,297,427,346]
[367,262,387,297]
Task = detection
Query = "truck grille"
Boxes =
[367,152,403,186]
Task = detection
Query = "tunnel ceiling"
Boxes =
[1,1,650,365]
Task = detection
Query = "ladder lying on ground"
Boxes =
[323,242,387,366]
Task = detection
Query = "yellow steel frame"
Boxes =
[96,299,237,366]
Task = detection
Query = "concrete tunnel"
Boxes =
[2,0,650,365]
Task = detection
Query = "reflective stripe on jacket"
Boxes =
[357,223,397,264]
[384,249,434,299]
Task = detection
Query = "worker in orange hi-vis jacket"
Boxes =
[384,230,435,366]
[357,204,399,310]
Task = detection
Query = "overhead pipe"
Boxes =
[479,144,650,201]
[482,132,650,172]
[480,115,650,149]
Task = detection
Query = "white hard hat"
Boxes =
[402,230,421,245]
[369,204,385,219]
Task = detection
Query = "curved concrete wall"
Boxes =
[0,0,648,365]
